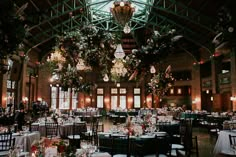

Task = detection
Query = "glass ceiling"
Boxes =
[86,0,154,31]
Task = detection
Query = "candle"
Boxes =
[32,152,36,157]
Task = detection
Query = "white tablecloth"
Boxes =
[213,130,236,156]
[13,131,40,152]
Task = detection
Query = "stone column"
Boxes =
[231,48,236,111]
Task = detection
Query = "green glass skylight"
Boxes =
[86,0,154,31]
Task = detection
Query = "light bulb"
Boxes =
[123,23,131,34]
[103,74,109,82]
[150,66,156,74]
[114,44,125,59]
[120,1,125,7]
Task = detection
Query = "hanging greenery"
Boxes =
[0,1,28,58]
[47,25,118,92]
[125,28,177,81]
[146,65,175,97]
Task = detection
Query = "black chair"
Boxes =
[68,122,87,148]
[84,118,99,145]
[229,134,236,146]
[0,132,15,156]
[141,135,171,157]
[30,123,39,132]
[171,119,193,157]
[111,134,130,157]
[45,122,58,138]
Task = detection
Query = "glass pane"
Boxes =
[134,88,140,94]
[12,81,15,89]
[134,96,141,108]
[97,88,104,94]
[59,88,70,109]
[7,80,11,88]
[51,87,57,109]
[97,96,104,108]
[111,96,118,110]
[111,88,118,94]
[71,88,78,109]
[120,96,126,109]
[119,88,126,94]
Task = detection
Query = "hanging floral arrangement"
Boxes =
[146,65,175,97]
[46,24,118,92]
[0,1,28,58]
[125,27,178,81]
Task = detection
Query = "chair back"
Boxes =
[72,122,87,139]
[0,132,14,151]
[229,134,236,146]
[30,123,39,132]
[155,135,171,155]
[45,122,58,138]
[111,134,130,156]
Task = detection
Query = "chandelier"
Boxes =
[110,0,135,30]
[114,44,125,59]
[111,59,128,78]
[47,48,65,63]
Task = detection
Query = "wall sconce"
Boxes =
[37,97,42,101]
[192,97,200,104]
[128,97,133,103]
[85,97,91,103]
[230,96,236,101]
[104,97,110,103]
[206,90,209,94]
[23,97,28,103]
[211,96,213,101]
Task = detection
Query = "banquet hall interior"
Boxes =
[0,0,236,156]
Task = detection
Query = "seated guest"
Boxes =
[181,104,187,112]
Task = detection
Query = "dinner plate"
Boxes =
[12,132,20,136]
[140,135,155,138]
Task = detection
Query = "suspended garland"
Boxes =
[47,25,117,92]
[0,1,28,58]
[146,65,175,97]
[125,28,178,81]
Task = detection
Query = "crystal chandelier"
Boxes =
[110,0,135,31]
[47,48,65,63]
[114,44,125,59]
[123,23,131,34]
[111,59,127,77]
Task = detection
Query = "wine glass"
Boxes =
[16,144,24,156]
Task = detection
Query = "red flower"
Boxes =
[31,145,37,152]
[58,145,65,153]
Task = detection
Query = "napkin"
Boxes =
[45,146,57,157]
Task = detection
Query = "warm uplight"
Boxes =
[104,97,110,103]
[230,96,236,101]
[23,97,28,102]
[37,97,42,101]
[192,97,200,103]
[85,97,91,103]
[128,97,133,103]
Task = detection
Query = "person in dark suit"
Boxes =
[16,101,25,131]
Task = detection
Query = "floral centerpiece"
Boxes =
[31,138,76,157]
